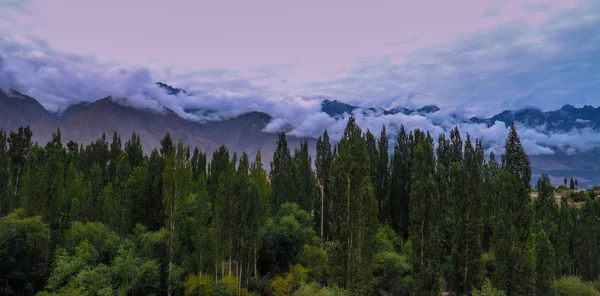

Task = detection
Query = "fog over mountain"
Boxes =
[2,0,600,187]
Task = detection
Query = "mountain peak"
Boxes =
[320,99,359,117]
[157,82,187,96]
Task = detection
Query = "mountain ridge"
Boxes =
[3,83,600,187]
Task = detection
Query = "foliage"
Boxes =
[554,277,600,296]
[471,278,507,296]
[0,123,599,296]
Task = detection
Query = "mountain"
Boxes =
[2,86,600,186]
[383,104,441,115]
[197,111,315,164]
[0,89,53,132]
[470,104,600,132]
[320,98,440,117]
[320,99,359,117]
[29,97,218,154]
[157,81,187,95]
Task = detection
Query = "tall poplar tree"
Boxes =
[162,141,191,296]
[294,140,316,213]
[376,125,389,223]
[315,130,333,239]
[389,125,412,240]
[328,117,378,294]
[494,124,535,296]
[409,130,443,295]
[451,135,484,295]
[270,132,296,213]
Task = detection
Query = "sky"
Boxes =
[1,0,600,155]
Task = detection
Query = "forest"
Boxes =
[1,117,600,296]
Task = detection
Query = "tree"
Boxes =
[315,130,333,239]
[294,140,316,213]
[328,116,378,294]
[0,129,9,215]
[247,152,271,277]
[124,132,144,169]
[7,126,33,210]
[409,130,443,295]
[494,124,535,296]
[389,125,412,241]
[259,203,315,276]
[108,131,122,184]
[191,147,207,181]
[270,132,296,213]
[533,227,556,295]
[375,125,390,223]
[163,141,192,296]
[450,135,484,295]
[0,209,51,295]
[570,178,575,190]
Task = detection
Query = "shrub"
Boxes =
[554,277,600,296]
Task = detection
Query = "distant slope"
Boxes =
[0,89,53,132]
[198,111,316,165]
[471,104,600,132]
[31,97,218,154]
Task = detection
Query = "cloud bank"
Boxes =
[1,1,600,157]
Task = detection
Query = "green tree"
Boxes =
[294,140,316,214]
[389,125,412,241]
[315,130,333,240]
[409,130,443,295]
[247,152,271,277]
[494,124,535,296]
[7,126,33,211]
[124,131,145,169]
[0,209,51,295]
[375,125,389,223]
[163,141,192,296]
[533,227,556,295]
[0,129,9,215]
[451,135,484,295]
[271,132,297,213]
[328,116,378,294]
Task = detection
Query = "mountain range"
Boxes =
[1,82,600,187]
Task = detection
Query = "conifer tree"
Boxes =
[270,132,296,213]
[315,130,333,239]
[575,198,600,281]
[162,141,191,296]
[533,226,556,296]
[248,152,271,277]
[328,117,378,294]
[108,131,122,183]
[294,140,316,213]
[0,129,9,215]
[494,124,535,296]
[190,147,207,181]
[409,130,443,295]
[376,125,389,222]
[124,132,144,169]
[144,149,165,231]
[451,135,484,295]
[7,126,32,208]
[569,177,575,190]
[365,129,378,200]
[389,125,412,240]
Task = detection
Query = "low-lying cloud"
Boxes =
[1,1,600,157]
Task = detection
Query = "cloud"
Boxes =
[1,1,600,159]
[305,0,600,117]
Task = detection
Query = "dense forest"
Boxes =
[1,117,600,296]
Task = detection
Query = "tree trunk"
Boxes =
[320,183,324,239]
